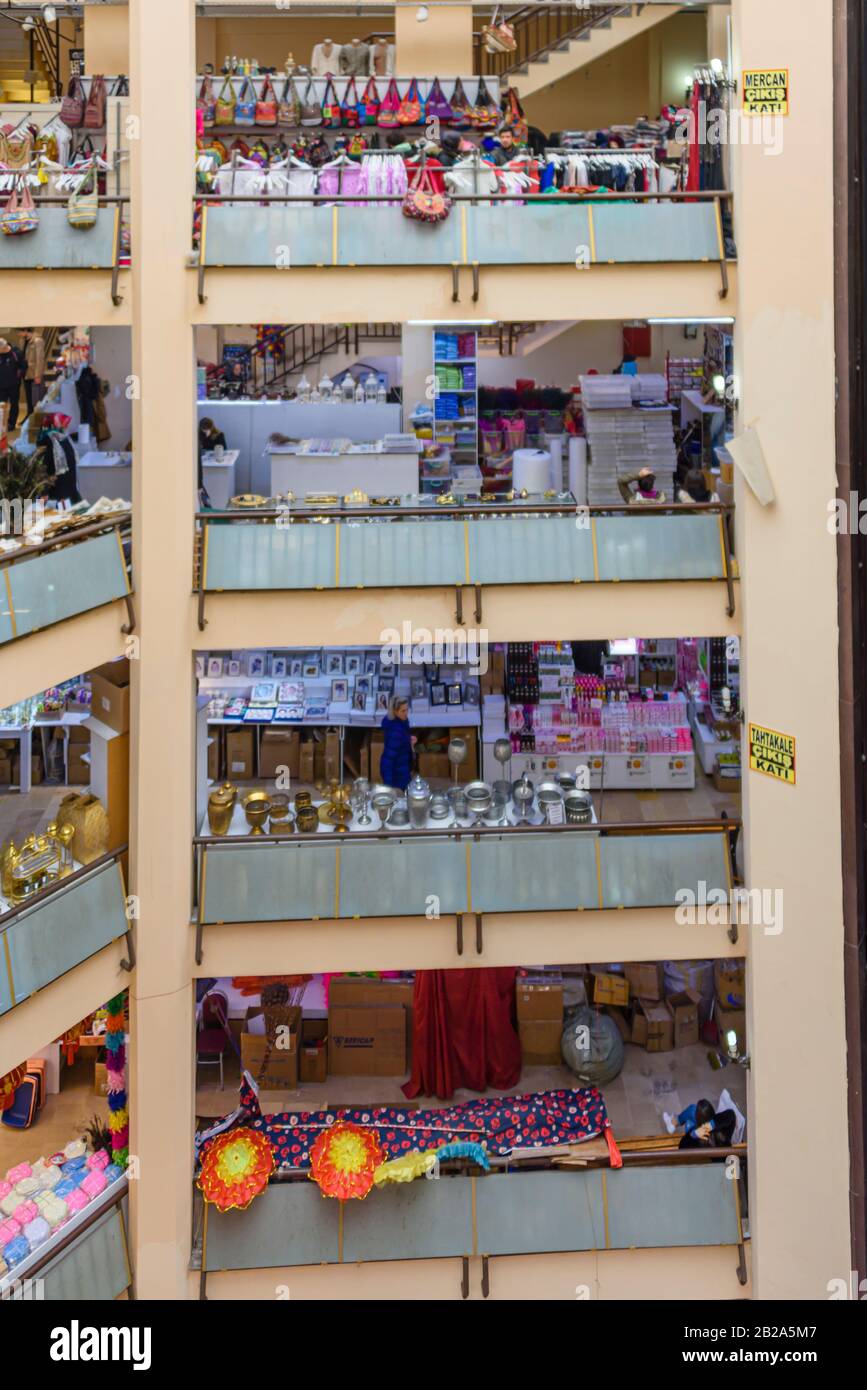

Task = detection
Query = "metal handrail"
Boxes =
[0,1180,130,1290]
[194,817,741,848]
[195,189,731,205]
[0,844,129,929]
[0,513,131,569]
[195,501,732,522]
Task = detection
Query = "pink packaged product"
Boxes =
[12,1200,38,1227]
[64,1188,89,1215]
[81,1170,107,1199]
[86,1149,110,1172]
[0,1216,21,1247]
[5,1162,32,1185]
[0,1181,11,1201]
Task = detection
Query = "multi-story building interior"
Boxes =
[0,0,860,1309]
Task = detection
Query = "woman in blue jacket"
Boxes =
[380,695,416,791]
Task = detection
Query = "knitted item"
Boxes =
[5,1163,32,1185]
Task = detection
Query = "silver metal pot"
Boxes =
[406,772,432,829]
[564,790,593,824]
[388,802,409,828]
[464,780,492,823]
[429,793,450,820]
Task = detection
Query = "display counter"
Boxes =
[77,453,132,505]
[269,445,419,499]
[200,450,238,509]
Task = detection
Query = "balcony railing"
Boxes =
[0,515,134,646]
[0,1178,130,1301]
[194,189,732,303]
[193,818,739,962]
[195,1147,748,1296]
[0,847,133,1018]
[0,195,128,305]
[195,501,736,628]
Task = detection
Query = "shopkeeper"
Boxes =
[618,467,666,504]
[199,417,228,453]
[380,696,416,791]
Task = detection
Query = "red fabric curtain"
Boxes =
[402,968,522,1101]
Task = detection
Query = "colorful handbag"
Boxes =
[482,7,517,54]
[0,131,33,171]
[60,75,86,129]
[470,77,500,130]
[359,77,380,127]
[235,78,256,127]
[321,78,341,129]
[449,77,473,130]
[197,75,216,129]
[112,75,130,97]
[397,77,422,126]
[68,170,98,229]
[378,78,401,129]
[402,165,451,224]
[215,76,236,127]
[1,183,39,236]
[278,77,300,128]
[255,76,278,127]
[424,78,454,126]
[83,74,107,130]
[340,77,360,128]
[299,78,323,127]
[501,86,528,144]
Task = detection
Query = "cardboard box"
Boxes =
[67,724,89,743]
[259,729,300,780]
[94,1060,108,1096]
[370,733,384,783]
[207,735,219,782]
[226,728,254,780]
[668,989,701,1049]
[89,659,130,734]
[516,980,564,1022]
[328,977,414,1061]
[0,753,11,785]
[299,739,315,784]
[299,1018,328,1084]
[313,741,326,780]
[714,959,746,1008]
[716,1003,747,1053]
[518,1018,562,1066]
[624,962,664,1002]
[240,1006,301,1089]
[325,729,341,782]
[67,746,90,785]
[605,1006,632,1043]
[30,754,44,786]
[592,971,629,1008]
[631,998,674,1052]
[328,1004,406,1076]
[417,752,450,780]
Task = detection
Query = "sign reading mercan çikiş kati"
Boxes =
[748,723,796,784]
[742,68,790,115]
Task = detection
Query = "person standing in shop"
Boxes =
[0,339,23,434]
[618,467,666,504]
[380,695,416,792]
[19,328,45,420]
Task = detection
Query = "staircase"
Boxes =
[0,16,53,103]
[479,3,683,100]
[235,324,402,392]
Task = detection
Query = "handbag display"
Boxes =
[60,75,86,129]
[197,75,216,129]
[83,74,107,130]
[470,77,500,130]
[278,77,300,128]
[397,77,422,126]
[424,78,454,126]
[378,78,401,129]
[359,77,380,127]
[214,76,236,127]
[501,86,528,144]
[448,77,473,130]
[68,170,99,228]
[56,793,110,867]
[112,75,130,97]
[402,165,451,224]
[0,131,33,170]
[235,78,256,127]
[320,78,341,129]
[1,183,39,236]
[299,78,323,127]
[340,76,360,128]
[255,75,278,127]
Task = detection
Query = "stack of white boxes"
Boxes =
[580,374,678,504]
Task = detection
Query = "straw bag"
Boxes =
[84,74,107,130]
[341,76,361,128]
[299,78,323,126]
[60,75,86,128]
[1,184,39,236]
[482,7,517,53]
[471,77,500,129]
[235,77,256,127]
[56,794,110,866]
[378,78,401,128]
[255,75,278,127]
[449,77,473,130]
[321,78,341,129]
[397,77,422,126]
[424,78,454,126]
[215,76,236,126]
[402,165,451,224]
[359,77,380,126]
[197,76,216,129]
[278,77,300,128]
[68,170,98,228]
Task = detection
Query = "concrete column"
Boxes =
[394,5,474,77]
[732,0,850,1297]
[127,0,197,1300]
[707,4,732,65]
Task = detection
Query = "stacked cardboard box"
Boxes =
[226,728,254,780]
[299,1018,328,1084]
[714,958,746,1051]
[240,1006,301,1089]
[89,659,130,733]
[67,725,90,785]
[516,977,563,1065]
[327,976,414,1077]
[259,729,300,780]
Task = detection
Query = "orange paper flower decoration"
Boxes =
[198,1128,275,1212]
[309,1123,383,1201]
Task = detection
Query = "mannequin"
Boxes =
[369,39,394,77]
[310,39,338,77]
[339,37,369,77]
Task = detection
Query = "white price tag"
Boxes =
[546,801,565,825]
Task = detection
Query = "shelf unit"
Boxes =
[427,328,478,493]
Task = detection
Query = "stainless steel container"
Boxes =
[564,790,593,824]
[406,773,432,829]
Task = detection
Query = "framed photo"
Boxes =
[246,651,266,679]
[331,677,349,703]
[379,657,395,676]
[194,655,206,679]
[356,676,372,697]
[410,677,426,700]
[304,702,329,720]
[274,704,304,722]
[353,689,367,712]
[424,662,439,683]
[345,654,362,676]
[364,656,378,675]
[289,658,304,677]
[206,656,224,679]
[375,690,389,714]
[326,653,344,675]
[278,681,305,705]
[302,660,320,679]
[270,654,288,678]
[464,683,480,707]
[377,675,394,695]
[447,683,463,706]
[430,682,446,706]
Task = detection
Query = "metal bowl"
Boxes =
[388,803,409,828]
[429,793,450,820]
[464,780,493,806]
[556,772,577,791]
[536,782,564,807]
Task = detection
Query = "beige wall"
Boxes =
[83,7,129,75]
[197,17,388,73]
[395,5,473,77]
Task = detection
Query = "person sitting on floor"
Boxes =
[618,467,666,504]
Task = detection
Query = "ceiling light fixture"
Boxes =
[43,4,58,24]
[416,5,429,21]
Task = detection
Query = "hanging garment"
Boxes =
[444,156,498,203]
[213,157,268,207]
[265,157,315,209]
[362,152,408,206]
[316,157,367,206]
[402,968,522,1100]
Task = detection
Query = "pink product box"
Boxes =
[81,1171,107,1199]
[86,1150,110,1172]
[65,1188,89,1215]
[0,1217,21,1246]
[5,1163,32,1186]
[12,1200,38,1227]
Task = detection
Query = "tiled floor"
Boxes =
[0,1056,110,1169]
[0,785,76,846]
[195,1041,748,1141]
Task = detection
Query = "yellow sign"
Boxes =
[742,68,790,115]
[748,723,796,785]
